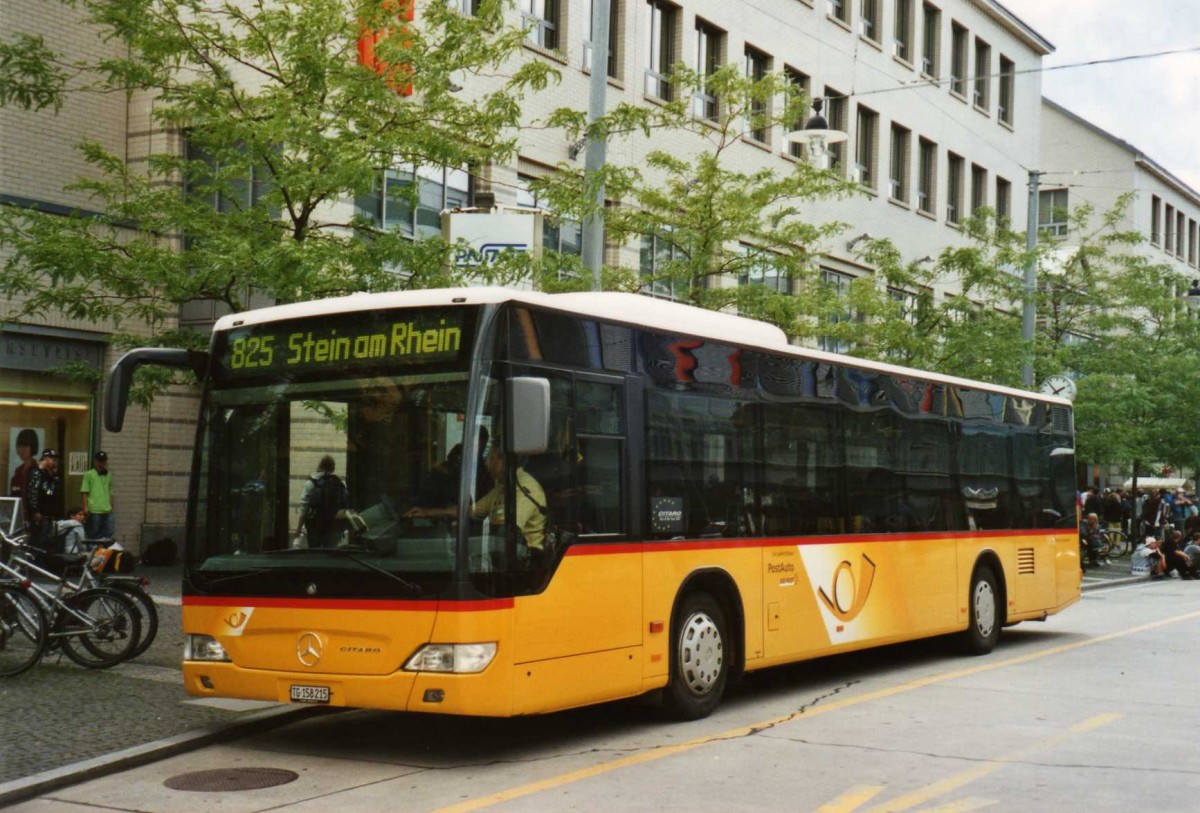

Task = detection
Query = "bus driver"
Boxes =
[406,445,547,558]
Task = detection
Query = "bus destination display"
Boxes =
[215,308,468,379]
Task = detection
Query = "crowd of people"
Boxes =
[1078,485,1200,578]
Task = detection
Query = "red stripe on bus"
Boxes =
[182,596,514,611]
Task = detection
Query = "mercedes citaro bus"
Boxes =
[106,288,1079,719]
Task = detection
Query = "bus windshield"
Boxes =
[188,306,481,597]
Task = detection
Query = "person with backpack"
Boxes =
[296,455,349,548]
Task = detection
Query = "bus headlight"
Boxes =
[184,634,231,662]
[404,643,497,674]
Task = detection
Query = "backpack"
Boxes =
[140,537,177,566]
[304,474,347,530]
[90,545,135,574]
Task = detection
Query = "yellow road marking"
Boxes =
[431,611,1200,813]
[817,785,886,812]
[860,713,1121,812]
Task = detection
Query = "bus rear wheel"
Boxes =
[663,592,728,720]
[963,565,1001,655]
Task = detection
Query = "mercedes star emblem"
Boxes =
[296,632,323,667]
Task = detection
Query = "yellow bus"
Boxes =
[107,288,1080,719]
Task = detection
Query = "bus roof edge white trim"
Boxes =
[211,287,1070,407]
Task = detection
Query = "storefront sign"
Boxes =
[0,332,103,373]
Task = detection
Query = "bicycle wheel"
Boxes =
[0,584,47,676]
[1107,530,1129,557]
[110,584,158,659]
[58,588,140,669]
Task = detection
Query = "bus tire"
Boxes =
[663,592,728,721]
[962,564,1001,655]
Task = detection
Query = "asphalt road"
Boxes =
[7,572,1199,812]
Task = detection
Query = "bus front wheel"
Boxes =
[963,565,1001,655]
[663,592,728,720]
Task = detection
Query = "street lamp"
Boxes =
[786,100,847,166]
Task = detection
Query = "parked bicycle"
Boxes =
[1100,529,1129,558]
[0,580,47,677]
[76,539,159,659]
[0,530,140,670]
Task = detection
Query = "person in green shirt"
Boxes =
[81,451,115,540]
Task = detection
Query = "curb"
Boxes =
[0,704,339,808]
[1082,574,1150,591]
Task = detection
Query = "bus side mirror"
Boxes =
[507,377,550,456]
[105,348,208,433]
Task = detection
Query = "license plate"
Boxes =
[290,684,330,704]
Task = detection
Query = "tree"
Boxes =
[0,0,555,336]
[0,32,67,111]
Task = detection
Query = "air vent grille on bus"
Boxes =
[1017,548,1036,575]
[1051,405,1072,433]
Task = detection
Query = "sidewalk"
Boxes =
[1081,556,1150,590]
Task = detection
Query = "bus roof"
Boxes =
[212,287,1070,407]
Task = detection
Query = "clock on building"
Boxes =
[1039,374,1077,401]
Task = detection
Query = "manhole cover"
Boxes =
[163,767,299,792]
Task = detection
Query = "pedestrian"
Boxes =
[1079,512,1106,570]
[26,449,62,552]
[80,450,115,540]
[1082,487,1104,520]
[296,455,348,548]
[1103,488,1123,533]
[8,428,38,505]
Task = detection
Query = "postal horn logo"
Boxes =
[224,611,248,629]
[817,554,877,622]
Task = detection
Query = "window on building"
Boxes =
[946,152,963,225]
[738,244,787,292]
[950,22,967,98]
[855,105,878,189]
[644,0,676,101]
[455,0,480,13]
[1038,188,1069,238]
[973,37,990,111]
[828,0,849,25]
[819,268,856,353]
[640,232,688,299]
[918,137,936,216]
[826,89,848,174]
[971,164,986,216]
[1190,219,1197,267]
[785,66,811,160]
[1151,195,1162,244]
[584,0,620,78]
[860,0,879,40]
[745,46,771,143]
[888,287,920,325]
[356,165,471,239]
[1165,203,1175,251]
[1177,210,1186,257]
[889,123,911,203]
[185,137,275,215]
[998,55,1014,125]
[921,2,940,78]
[693,19,724,121]
[894,0,914,62]
[517,175,582,257]
[996,176,1011,226]
[521,0,559,50]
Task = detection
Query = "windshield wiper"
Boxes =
[196,568,274,589]
[266,546,423,597]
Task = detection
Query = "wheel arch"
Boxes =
[672,567,745,682]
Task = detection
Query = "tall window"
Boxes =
[584,0,619,78]
[785,66,811,159]
[1038,188,1069,238]
[894,0,914,62]
[517,175,582,256]
[995,176,1011,225]
[918,137,936,216]
[1151,195,1162,244]
[860,0,879,40]
[855,105,878,189]
[1165,203,1176,250]
[1177,210,1186,256]
[640,233,687,299]
[522,0,559,49]
[455,0,480,13]
[998,55,1014,125]
[1190,219,1197,266]
[973,37,990,110]
[946,152,964,224]
[826,89,848,174]
[738,244,786,292]
[889,123,911,203]
[356,165,471,238]
[693,20,724,121]
[950,22,967,98]
[970,164,986,216]
[819,268,855,354]
[745,46,771,143]
[644,0,676,101]
[921,3,940,78]
[828,0,849,24]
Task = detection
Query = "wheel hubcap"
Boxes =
[973,580,996,638]
[678,611,723,696]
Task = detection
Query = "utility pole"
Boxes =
[1022,170,1042,388]
[581,0,610,292]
